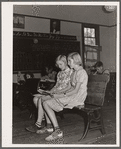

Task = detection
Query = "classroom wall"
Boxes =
[13,5,117,82]
[100,26,116,72]
[109,26,116,72]
[13,5,111,26]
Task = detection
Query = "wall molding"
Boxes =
[13,13,117,28]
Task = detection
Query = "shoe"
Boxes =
[45,129,63,141]
[25,124,42,133]
[36,126,54,134]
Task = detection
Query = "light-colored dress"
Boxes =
[53,67,73,91]
[45,66,88,112]
[35,68,72,98]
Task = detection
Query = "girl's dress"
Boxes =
[46,66,88,112]
[53,67,73,91]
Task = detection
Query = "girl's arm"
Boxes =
[54,70,88,98]
[53,82,82,98]
[49,73,60,93]
[55,82,71,94]
[50,69,72,93]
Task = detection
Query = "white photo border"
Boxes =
[2,1,120,147]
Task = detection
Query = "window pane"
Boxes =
[90,29,95,37]
[84,38,88,45]
[85,38,96,46]
[84,28,88,37]
[86,28,89,37]
[87,38,91,45]
[90,38,96,45]
[84,28,95,37]
[84,28,91,37]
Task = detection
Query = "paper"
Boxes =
[33,94,43,97]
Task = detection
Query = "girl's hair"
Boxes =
[68,52,82,65]
[94,61,103,68]
[55,55,67,67]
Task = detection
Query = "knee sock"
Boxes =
[54,126,62,133]
[46,123,53,128]
[35,121,41,128]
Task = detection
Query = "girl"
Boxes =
[42,52,88,141]
[26,55,72,133]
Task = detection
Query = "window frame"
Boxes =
[82,23,100,68]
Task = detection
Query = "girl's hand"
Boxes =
[44,90,51,94]
[41,95,51,102]
[49,90,56,94]
[53,94,63,98]
[37,89,43,93]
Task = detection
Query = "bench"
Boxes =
[61,74,109,141]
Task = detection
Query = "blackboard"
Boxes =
[13,36,80,72]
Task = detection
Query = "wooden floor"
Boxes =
[12,99,116,145]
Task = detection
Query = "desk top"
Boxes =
[40,79,55,83]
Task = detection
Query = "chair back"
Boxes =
[85,75,109,106]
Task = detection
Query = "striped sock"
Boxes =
[54,126,61,132]
[46,123,53,128]
[54,127,62,135]
[35,122,41,128]
[54,126,59,130]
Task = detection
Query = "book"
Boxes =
[37,89,53,97]
[33,94,43,97]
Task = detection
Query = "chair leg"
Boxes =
[78,112,90,141]
[100,116,106,135]
[98,109,106,135]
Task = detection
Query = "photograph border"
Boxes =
[1,1,120,148]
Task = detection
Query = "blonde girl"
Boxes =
[43,52,88,141]
[26,55,72,133]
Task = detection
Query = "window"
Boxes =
[82,24,101,70]
[84,28,96,46]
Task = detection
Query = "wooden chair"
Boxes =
[73,75,109,141]
[60,75,109,140]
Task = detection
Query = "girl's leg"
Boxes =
[45,112,52,124]
[43,101,63,141]
[36,97,45,123]
[43,101,59,128]
[33,95,53,124]
[26,96,53,132]
[35,97,54,134]
[33,96,39,107]
[26,97,43,132]
[37,97,52,127]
